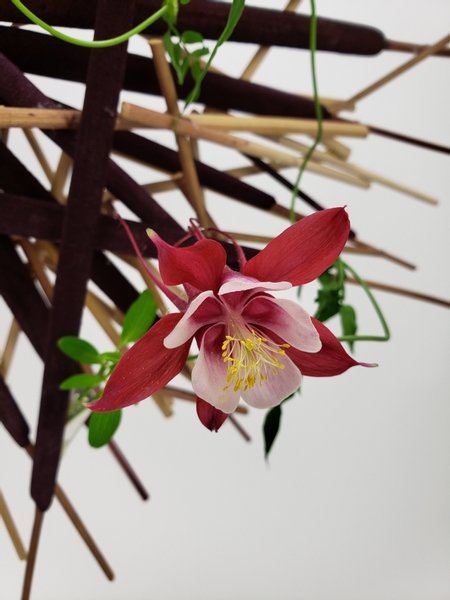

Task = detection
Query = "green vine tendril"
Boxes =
[10,0,170,48]
[339,259,390,343]
[290,0,322,223]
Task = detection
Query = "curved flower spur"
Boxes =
[90,207,371,430]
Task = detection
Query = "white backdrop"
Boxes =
[1,1,450,599]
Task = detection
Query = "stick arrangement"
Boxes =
[0,1,448,598]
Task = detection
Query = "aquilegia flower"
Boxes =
[90,207,367,429]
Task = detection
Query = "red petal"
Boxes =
[286,318,360,377]
[90,314,191,412]
[149,231,227,293]
[196,397,229,432]
[243,208,350,286]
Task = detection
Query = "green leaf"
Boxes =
[88,410,122,448]
[119,289,158,347]
[314,288,342,322]
[181,30,204,44]
[59,373,105,391]
[98,351,122,364]
[190,60,203,82]
[263,405,282,459]
[339,304,357,351]
[162,0,178,25]
[184,0,245,106]
[163,30,185,84]
[58,336,100,364]
[263,393,296,459]
[190,47,209,58]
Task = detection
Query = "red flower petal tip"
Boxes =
[196,397,229,432]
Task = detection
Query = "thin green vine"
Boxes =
[339,259,390,343]
[290,0,322,223]
[10,0,170,48]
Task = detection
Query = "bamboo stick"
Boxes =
[346,276,450,309]
[24,444,115,580]
[22,128,54,182]
[0,490,27,560]
[149,39,212,228]
[240,0,302,81]
[115,253,169,314]
[0,107,139,130]
[85,291,121,347]
[162,386,248,415]
[186,113,368,137]
[331,32,450,112]
[53,486,115,579]
[0,318,21,378]
[272,135,439,205]
[321,137,351,160]
[18,238,54,301]
[121,105,369,188]
[21,507,43,600]
[141,179,179,194]
[51,152,72,205]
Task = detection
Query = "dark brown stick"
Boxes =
[21,507,43,600]
[108,440,150,501]
[55,485,115,580]
[31,0,136,513]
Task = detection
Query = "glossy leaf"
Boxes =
[58,336,100,364]
[339,304,357,351]
[98,351,122,364]
[59,373,105,391]
[263,393,295,459]
[88,410,122,448]
[181,30,204,44]
[185,0,246,105]
[120,289,158,347]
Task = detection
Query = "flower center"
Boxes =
[221,322,290,393]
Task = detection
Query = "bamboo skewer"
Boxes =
[22,128,54,182]
[21,507,43,600]
[186,113,369,137]
[272,135,439,205]
[0,318,21,378]
[51,152,72,205]
[331,32,450,112]
[346,277,450,309]
[149,39,212,228]
[120,105,369,188]
[240,0,302,81]
[53,485,115,577]
[163,386,248,415]
[0,490,27,560]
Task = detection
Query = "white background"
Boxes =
[1,1,450,599]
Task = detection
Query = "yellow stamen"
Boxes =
[222,324,290,393]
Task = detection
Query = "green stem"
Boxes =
[339,260,391,342]
[290,0,322,223]
[10,0,169,48]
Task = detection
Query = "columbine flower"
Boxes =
[90,208,367,429]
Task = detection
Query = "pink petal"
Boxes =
[191,324,241,414]
[242,350,301,409]
[148,230,227,293]
[164,291,225,348]
[285,318,362,377]
[196,397,229,431]
[219,269,291,295]
[243,207,350,286]
[242,296,321,353]
[89,314,191,412]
